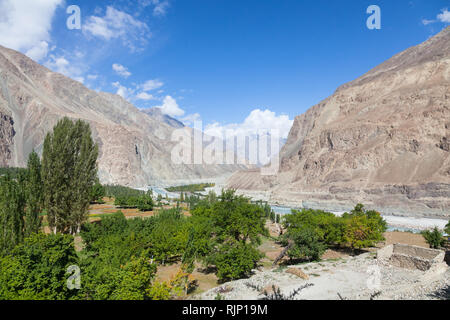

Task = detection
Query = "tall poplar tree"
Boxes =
[24,151,43,237]
[42,118,98,234]
[0,174,25,254]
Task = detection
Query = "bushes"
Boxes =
[104,185,146,198]
[281,204,387,261]
[114,192,154,211]
[212,242,263,282]
[283,227,327,261]
[166,183,215,192]
[445,221,450,236]
[104,185,154,211]
[422,227,446,249]
[0,233,80,300]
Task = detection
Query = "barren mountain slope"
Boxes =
[0,45,245,186]
[228,27,450,217]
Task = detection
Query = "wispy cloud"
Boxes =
[112,81,134,99]
[136,92,157,101]
[422,8,450,25]
[140,79,164,91]
[83,6,151,51]
[152,0,170,16]
[112,63,132,78]
[45,55,85,83]
[139,0,170,16]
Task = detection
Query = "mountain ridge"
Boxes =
[227,27,450,218]
[0,44,246,186]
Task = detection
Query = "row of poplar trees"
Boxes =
[0,117,98,253]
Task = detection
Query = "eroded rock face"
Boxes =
[228,27,450,217]
[0,112,14,167]
[0,46,246,186]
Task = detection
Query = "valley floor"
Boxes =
[82,194,449,300]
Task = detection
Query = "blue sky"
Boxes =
[0,0,448,137]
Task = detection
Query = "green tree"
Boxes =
[283,227,326,261]
[0,233,80,300]
[422,227,445,249]
[342,205,387,250]
[445,221,450,237]
[90,181,105,204]
[82,253,156,300]
[0,175,25,254]
[24,151,42,237]
[187,190,268,280]
[212,242,262,282]
[42,118,99,234]
[270,210,275,223]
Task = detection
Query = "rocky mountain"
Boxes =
[0,45,246,186]
[140,107,185,129]
[227,27,450,218]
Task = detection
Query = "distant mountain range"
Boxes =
[228,27,450,218]
[0,45,247,186]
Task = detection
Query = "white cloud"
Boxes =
[73,77,85,84]
[203,109,293,165]
[204,109,293,140]
[0,0,63,61]
[109,79,165,102]
[83,6,150,51]
[422,19,435,26]
[437,9,450,23]
[45,55,85,83]
[154,96,184,117]
[136,92,156,100]
[141,79,164,91]
[422,8,450,25]
[139,0,170,16]
[25,41,50,61]
[180,113,201,126]
[152,0,170,16]
[87,74,98,80]
[112,81,134,99]
[112,63,132,78]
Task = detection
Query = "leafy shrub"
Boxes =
[281,204,387,261]
[0,233,80,300]
[213,242,263,282]
[284,227,327,261]
[422,227,445,249]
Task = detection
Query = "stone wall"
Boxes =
[377,243,446,272]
